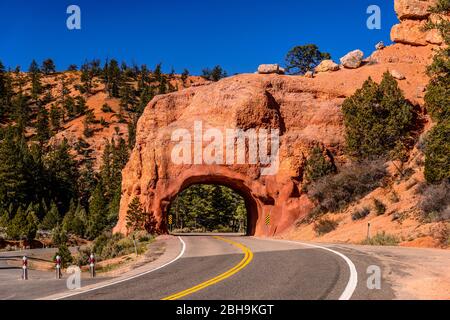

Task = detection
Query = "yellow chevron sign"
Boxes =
[168,215,173,225]
[265,214,270,226]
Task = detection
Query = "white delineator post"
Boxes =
[89,253,95,278]
[55,255,62,279]
[22,256,28,280]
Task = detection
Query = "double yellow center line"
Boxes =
[162,236,253,300]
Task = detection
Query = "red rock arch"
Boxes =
[113,74,346,237]
[159,172,261,235]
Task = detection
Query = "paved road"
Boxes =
[57,235,394,300]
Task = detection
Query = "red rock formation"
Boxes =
[114,0,444,236]
[114,46,436,236]
[391,0,444,46]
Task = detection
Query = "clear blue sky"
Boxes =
[0,0,398,75]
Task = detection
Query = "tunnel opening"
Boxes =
[163,176,259,236]
[167,184,247,234]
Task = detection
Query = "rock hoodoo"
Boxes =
[391,0,444,45]
[113,0,442,236]
[257,64,285,75]
[340,50,364,69]
[315,60,340,73]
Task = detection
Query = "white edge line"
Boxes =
[45,236,186,300]
[256,238,358,300]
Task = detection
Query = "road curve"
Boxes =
[63,235,395,300]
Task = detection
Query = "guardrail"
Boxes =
[0,254,96,280]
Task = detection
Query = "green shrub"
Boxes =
[7,207,38,241]
[418,181,450,222]
[373,199,386,215]
[361,231,399,246]
[92,233,109,255]
[389,191,400,203]
[75,247,92,267]
[342,72,415,159]
[308,160,386,214]
[352,207,371,221]
[424,121,450,184]
[304,145,336,182]
[313,218,338,236]
[130,230,153,242]
[423,1,450,184]
[51,224,68,246]
[92,232,147,261]
[285,44,331,75]
[54,244,74,268]
[100,118,109,127]
[425,78,450,122]
[101,103,113,113]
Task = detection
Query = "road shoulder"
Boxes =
[38,235,184,300]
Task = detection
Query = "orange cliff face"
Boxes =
[114,0,447,238]
[43,73,208,170]
[113,52,437,237]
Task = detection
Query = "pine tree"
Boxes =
[54,244,73,268]
[7,207,37,241]
[304,145,336,182]
[11,91,31,134]
[100,140,113,196]
[127,115,138,149]
[285,44,331,75]
[63,96,75,119]
[114,137,129,169]
[119,81,136,111]
[342,72,414,159]
[62,199,86,236]
[425,121,450,183]
[49,105,61,132]
[158,76,167,94]
[126,197,148,232]
[423,1,450,183]
[86,182,108,239]
[51,223,68,246]
[67,64,78,71]
[138,65,150,92]
[0,60,5,99]
[201,65,227,81]
[107,185,121,228]
[42,58,56,74]
[0,61,6,118]
[35,107,50,146]
[181,69,189,84]
[29,60,42,101]
[40,201,61,230]
[44,139,79,213]
[24,205,38,242]
[0,128,29,208]
[153,63,163,83]
[75,96,87,115]
[0,208,9,228]
[78,160,97,208]
[6,207,25,239]
[137,86,155,115]
[0,63,13,118]
[105,59,121,97]
[80,61,94,94]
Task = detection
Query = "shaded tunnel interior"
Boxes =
[164,176,259,235]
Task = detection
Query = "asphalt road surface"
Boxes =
[57,235,395,300]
